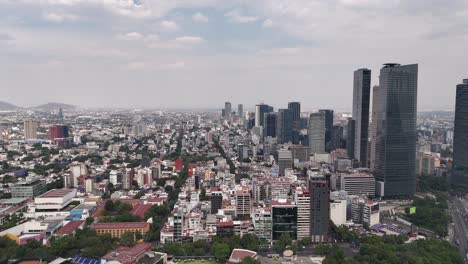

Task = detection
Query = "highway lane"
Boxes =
[449,196,468,262]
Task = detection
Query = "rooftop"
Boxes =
[55,220,85,235]
[38,188,75,198]
[91,222,149,230]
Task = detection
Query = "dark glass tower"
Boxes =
[255,104,273,127]
[288,102,301,129]
[309,175,329,243]
[453,79,468,185]
[264,112,277,138]
[318,109,334,151]
[374,63,418,197]
[353,68,371,167]
[276,109,293,144]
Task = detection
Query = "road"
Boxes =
[449,196,468,262]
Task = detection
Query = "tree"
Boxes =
[273,233,292,253]
[120,231,136,247]
[85,217,94,226]
[239,257,261,264]
[212,242,231,261]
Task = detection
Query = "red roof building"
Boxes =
[102,243,152,264]
[55,220,85,236]
[130,203,152,220]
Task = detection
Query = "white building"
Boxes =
[330,199,347,226]
[294,188,310,240]
[33,189,77,210]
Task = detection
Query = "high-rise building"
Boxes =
[319,110,334,151]
[288,102,301,130]
[224,102,232,120]
[24,120,39,140]
[295,189,310,240]
[48,125,69,140]
[308,112,326,154]
[346,118,355,159]
[374,63,418,197]
[211,189,223,214]
[252,207,272,243]
[235,188,251,217]
[370,85,381,172]
[309,175,330,243]
[331,125,345,149]
[352,68,371,167]
[276,109,293,144]
[238,104,244,117]
[272,200,297,240]
[255,104,273,127]
[278,149,292,176]
[453,79,468,185]
[264,112,277,138]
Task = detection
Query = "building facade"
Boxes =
[374,63,418,197]
[308,112,326,154]
[352,68,371,167]
[453,79,468,185]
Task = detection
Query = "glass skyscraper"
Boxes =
[453,79,468,185]
[318,109,334,151]
[374,63,418,197]
[255,104,273,127]
[276,109,293,144]
[352,68,371,167]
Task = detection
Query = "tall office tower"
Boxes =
[58,108,64,120]
[238,104,244,117]
[332,125,344,149]
[278,149,293,176]
[308,175,330,243]
[352,68,371,167]
[264,112,278,138]
[237,143,248,161]
[276,109,293,144]
[24,120,38,140]
[308,112,326,154]
[288,102,301,128]
[255,104,273,127]
[374,63,418,197]
[346,118,355,159]
[318,110,334,151]
[370,85,381,172]
[224,102,232,120]
[295,189,310,240]
[452,79,468,185]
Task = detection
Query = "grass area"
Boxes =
[176,260,219,264]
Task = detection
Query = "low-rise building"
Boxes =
[91,222,150,238]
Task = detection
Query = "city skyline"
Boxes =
[1,1,467,109]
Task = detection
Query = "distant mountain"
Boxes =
[0,101,21,111]
[32,102,77,111]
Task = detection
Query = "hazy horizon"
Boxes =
[1,0,467,110]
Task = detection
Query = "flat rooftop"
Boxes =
[38,188,75,198]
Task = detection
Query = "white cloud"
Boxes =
[117,32,144,40]
[159,20,179,31]
[262,19,273,28]
[225,9,259,23]
[43,12,79,22]
[258,47,302,55]
[174,36,204,45]
[192,12,209,22]
[162,61,185,70]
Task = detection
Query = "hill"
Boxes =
[32,102,77,111]
[0,101,21,111]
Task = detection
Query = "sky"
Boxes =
[0,0,467,111]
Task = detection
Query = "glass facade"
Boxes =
[276,109,293,144]
[375,64,418,197]
[272,206,297,240]
[352,68,371,167]
[453,79,468,185]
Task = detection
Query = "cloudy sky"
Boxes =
[0,0,467,110]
